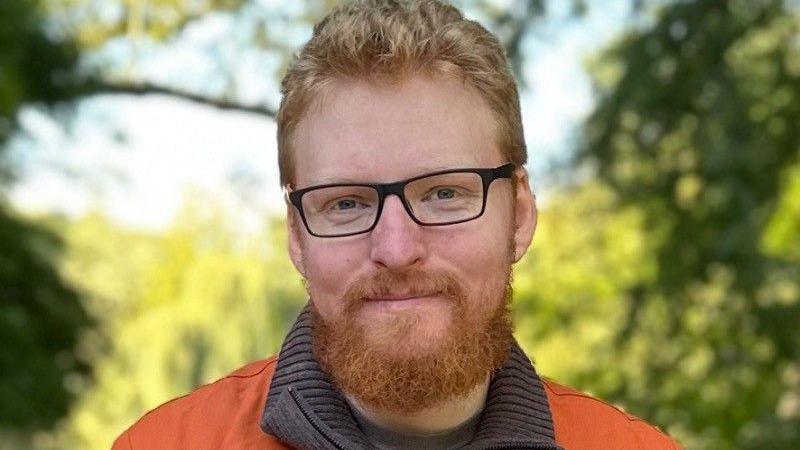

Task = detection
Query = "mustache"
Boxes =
[342,268,465,312]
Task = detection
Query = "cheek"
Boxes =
[430,223,513,310]
[439,197,515,267]
[303,240,365,319]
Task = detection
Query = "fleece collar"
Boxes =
[260,305,562,450]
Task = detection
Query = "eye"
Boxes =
[328,198,369,211]
[422,187,461,202]
[435,188,456,199]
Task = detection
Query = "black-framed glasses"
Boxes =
[285,163,515,238]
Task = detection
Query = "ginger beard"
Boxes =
[310,266,515,415]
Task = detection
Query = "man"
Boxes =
[113,1,681,449]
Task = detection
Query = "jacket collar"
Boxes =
[261,305,563,450]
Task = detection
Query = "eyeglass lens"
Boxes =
[300,171,484,236]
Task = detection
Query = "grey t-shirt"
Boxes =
[349,405,482,450]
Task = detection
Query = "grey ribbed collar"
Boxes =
[260,305,563,450]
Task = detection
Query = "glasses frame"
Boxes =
[286,163,515,238]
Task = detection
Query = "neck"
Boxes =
[344,376,490,435]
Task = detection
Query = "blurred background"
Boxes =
[1,0,799,448]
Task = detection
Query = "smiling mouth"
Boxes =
[365,293,440,302]
[358,293,448,315]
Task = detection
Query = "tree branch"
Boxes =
[85,80,278,118]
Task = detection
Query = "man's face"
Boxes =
[287,72,537,411]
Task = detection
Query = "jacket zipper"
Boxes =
[288,386,351,450]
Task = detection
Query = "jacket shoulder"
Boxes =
[543,379,682,450]
[112,357,291,450]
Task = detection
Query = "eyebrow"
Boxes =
[312,165,463,185]
[314,176,364,185]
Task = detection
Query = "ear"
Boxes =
[286,206,307,277]
[512,168,537,263]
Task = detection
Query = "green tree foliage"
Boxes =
[515,182,658,386]
[0,0,89,440]
[40,198,305,450]
[4,1,800,450]
[41,0,567,112]
[0,207,89,433]
[0,0,79,178]
[571,0,800,448]
[48,0,248,49]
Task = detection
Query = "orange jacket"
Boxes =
[112,356,681,450]
[114,307,679,449]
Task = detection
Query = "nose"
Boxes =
[369,195,428,269]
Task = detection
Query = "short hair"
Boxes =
[277,0,525,187]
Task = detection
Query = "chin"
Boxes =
[353,305,449,350]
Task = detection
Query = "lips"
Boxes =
[365,292,440,302]
[368,295,426,302]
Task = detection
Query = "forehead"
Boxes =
[291,73,503,188]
